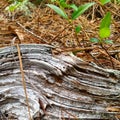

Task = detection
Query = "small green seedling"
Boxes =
[90,12,113,45]
[47,1,95,33]
[47,1,95,20]
[6,0,24,12]
[71,2,95,20]
[90,12,114,68]
[5,0,34,15]
[46,4,68,19]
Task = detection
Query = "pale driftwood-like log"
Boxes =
[0,44,120,120]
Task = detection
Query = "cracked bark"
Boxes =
[0,44,120,120]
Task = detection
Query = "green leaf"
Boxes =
[60,0,69,8]
[104,39,113,44]
[8,5,18,12]
[75,25,81,33]
[90,38,99,43]
[99,12,111,39]
[46,4,68,19]
[100,12,111,29]
[5,1,21,12]
[71,2,95,20]
[69,4,78,11]
[100,0,111,5]
[99,27,111,38]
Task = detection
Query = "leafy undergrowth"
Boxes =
[0,0,120,69]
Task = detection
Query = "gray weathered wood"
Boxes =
[0,44,120,120]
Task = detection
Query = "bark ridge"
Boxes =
[0,44,120,120]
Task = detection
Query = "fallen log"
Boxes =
[0,44,120,120]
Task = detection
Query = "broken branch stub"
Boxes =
[0,44,120,120]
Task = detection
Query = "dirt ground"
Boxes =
[0,0,120,69]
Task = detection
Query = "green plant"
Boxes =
[47,1,95,20]
[46,0,95,42]
[90,12,114,68]
[5,0,35,15]
[90,12,113,44]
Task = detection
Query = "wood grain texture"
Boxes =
[0,44,120,120]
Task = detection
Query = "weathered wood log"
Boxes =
[0,44,120,120]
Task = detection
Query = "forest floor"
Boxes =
[0,0,120,69]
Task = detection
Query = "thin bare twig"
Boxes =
[16,22,49,43]
[100,44,115,69]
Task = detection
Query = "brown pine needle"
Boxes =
[17,44,32,120]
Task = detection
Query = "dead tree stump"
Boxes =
[0,44,120,120]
